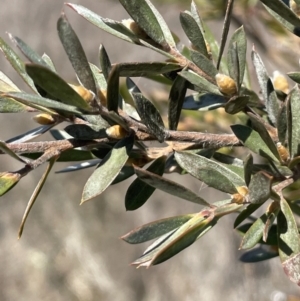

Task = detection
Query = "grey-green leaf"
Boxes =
[57,13,97,94]
[125,156,166,211]
[132,92,166,142]
[134,165,210,206]
[8,34,49,68]
[4,92,83,115]
[278,198,300,262]
[168,75,188,130]
[190,50,218,78]
[25,63,92,111]
[0,37,37,92]
[179,70,221,95]
[81,135,134,203]
[231,124,279,162]
[174,151,245,194]
[227,26,247,87]
[182,93,226,111]
[119,0,175,49]
[180,11,208,57]
[121,214,195,244]
[288,85,300,158]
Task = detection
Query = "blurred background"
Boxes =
[0,0,300,300]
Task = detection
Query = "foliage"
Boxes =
[0,0,300,286]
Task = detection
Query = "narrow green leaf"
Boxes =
[261,0,300,32]
[134,165,210,206]
[237,223,278,246]
[4,92,83,115]
[190,1,205,34]
[125,156,166,211]
[6,125,54,144]
[67,3,140,43]
[224,95,249,114]
[216,0,234,70]
[244,153,253,187]
[0,172,21,196]
[240,247,278,262]
[106,64,120,112]
[248,171,273,204]
[174,151,245,194]
[151,217,217,266]
[41,53,56,72]
[118,62,180,77]
[287,72,300,84]
[99,44,111,81]
[168,75,188,130]
[234,203,263,228]
[240,218,266,250]
[251,48,269,104]
[119,0,175,49]
[81,135,134,203]
[0,37,37,92]
[277,102,287,144]
[132,212,216,267]
[111,165,135,185]
[183,93,226,111]
[190,50,218,78]
[132,92,166,143]
[278,198,300,262]
[239,205,279,250]
[266,78,279,127]
[180,12,209,57]
[248,113,280,161]
[89,63,107,90]
[8,34,49,68]
[231,124,279,162]
[179,70,221,95]
[121,214,195,244]
[64,124,106,140]
[18,156,57,238]
[227,26,247,87]
[57,13,97,94]
[55,159,101,173]
[25,64,92,111]
[0,95,28,113]
[288,85,300,158]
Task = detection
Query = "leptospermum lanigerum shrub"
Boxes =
[0,0,300,286]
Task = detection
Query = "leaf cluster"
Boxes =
[0,0,300,286]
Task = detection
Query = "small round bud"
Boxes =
[277,142,289,162]
[122,19,149,40]
[215,73,237,95]
[33,113,57,125]
[272,71,289,94]
[69,84,95,103]
[231,186,249,204]
[291,0,300,16]
[106,125,127,139]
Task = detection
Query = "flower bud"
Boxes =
[122,19,149,40]
[272,71,289,94]
[231,186,249,204]
[291,0,300,16]
[33,113,57,125]
[106,125,127,139]
[215,73,237,95]
[277,142,289,162]
[69,84,95,103]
